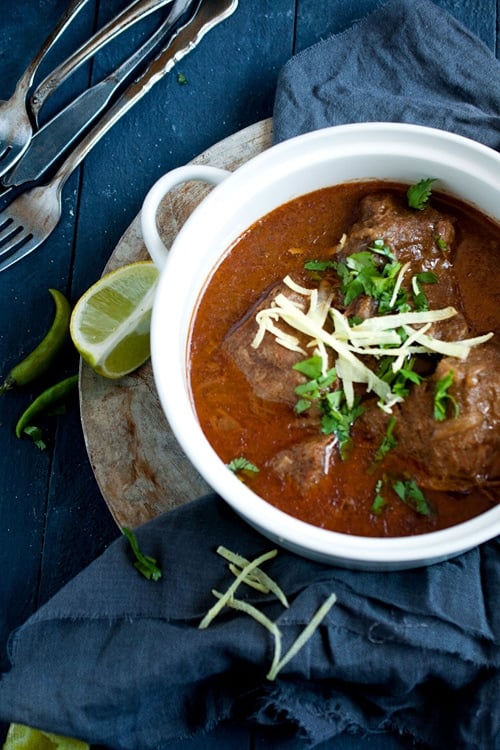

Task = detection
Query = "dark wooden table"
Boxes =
[0,1,497,748]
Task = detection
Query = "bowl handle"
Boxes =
[141,165,230,270]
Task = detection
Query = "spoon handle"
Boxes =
[30,0,175,118]
[51,0,237,189]
[13,0,90,100]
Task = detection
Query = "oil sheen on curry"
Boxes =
[189,180,500,537]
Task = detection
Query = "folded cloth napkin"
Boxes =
[273,0,500,148]
[0,494,499,750]
[1,1,500,749]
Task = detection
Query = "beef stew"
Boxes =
[188,181,499,537]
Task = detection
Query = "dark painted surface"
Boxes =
[0,1,498,747]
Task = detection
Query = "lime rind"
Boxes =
[2,723,89,750]
[70,261,160,379]
[77,281,157,362]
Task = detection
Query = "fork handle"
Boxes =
[31,0,174,118]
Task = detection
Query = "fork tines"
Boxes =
[0,212,36,272]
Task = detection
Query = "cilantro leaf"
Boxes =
[411,271,438,311]
[293,357,337,414]
[227,457,260,474]
[334,242,413,314]
[374,416,398,463]
[371,479,387,515]
[122,527,163,581]
[434,370,459,421]
[392,479,431,516]
[435,234,449,251]
[320,391,364,460]
[304,259,337,272]
[377,356,423,399]
[407,178,436,210]
[368,238,396,259]
[293,356,362,459]
[23,424,47,451]
[293,355,324,380]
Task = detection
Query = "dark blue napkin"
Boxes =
[1,1,500,749]
[0,494,499,749]
[273,0,500,148]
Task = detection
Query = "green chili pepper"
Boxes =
[0,288,71,394]
[15,374,78,439]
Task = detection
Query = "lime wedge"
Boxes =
[70,261,159,379]
[2,723,89,750]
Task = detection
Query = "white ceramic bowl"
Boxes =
[142,122,500,570]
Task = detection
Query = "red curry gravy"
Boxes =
[188,181,499,537]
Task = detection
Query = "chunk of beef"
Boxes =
[345,293,377,320]
[223,282,305,404]
[267,435,337,488]
[393,342,500,493]
[223,281,332,406]
[341,192,455,267]
[340,192,468,340]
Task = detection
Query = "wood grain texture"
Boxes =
[0,1,497,747]
[79,119,273,528]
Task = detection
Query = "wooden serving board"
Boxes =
[80,119,274,528]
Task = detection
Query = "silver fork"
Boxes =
[0,0,238,273]
[0,0,175,179]
[0,0,90,176]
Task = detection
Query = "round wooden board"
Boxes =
[80,119,274,529]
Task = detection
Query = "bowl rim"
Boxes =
[150,121,500,567]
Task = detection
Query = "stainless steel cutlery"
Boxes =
[0,0,238,273]
[4,0,196,188]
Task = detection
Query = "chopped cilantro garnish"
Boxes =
[333,242,414,314]
[407,178,436,210]
[293,354,326,380]
[377,264,410,313]
[435,234,448,251]
[377,356,423,399]
[334,252,373,304]
[293,356,337,413]
[392,479,431,516]
[122,527,163,581]
[22,424,47,450]
[368,238,395,259]
[304,259,337,272]
[227,457,260,475]
[335,246,407,312]
[374,416,398,462]
[394,365,423,397]
[411,271,438,311]
[293,356,362,459]
[434,370,459,421]
[320,391,364,460]
[371,479,386,515]
[414,270,438,285]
